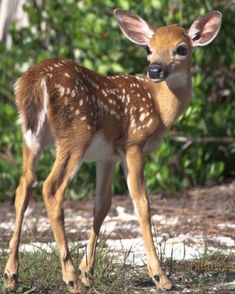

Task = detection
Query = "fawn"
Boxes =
[4,9,221,294]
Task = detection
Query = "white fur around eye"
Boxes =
[175,53,188,61]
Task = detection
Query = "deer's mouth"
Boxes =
[147,62,169,82]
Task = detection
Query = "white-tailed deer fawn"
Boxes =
[4,9,221,293]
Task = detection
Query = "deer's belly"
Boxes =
[143,127,167,155]
[84,132,118,161]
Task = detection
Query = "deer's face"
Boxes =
[146,25,192,82]
[114,9,222,83]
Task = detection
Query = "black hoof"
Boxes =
[4,273,18,281]
[67,280,74,288]
[152,274,160,282]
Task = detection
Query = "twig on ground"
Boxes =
[23,287,37,294]
[169,134,235,144]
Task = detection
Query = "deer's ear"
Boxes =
[114,9,154,46]
[188,11,222,47]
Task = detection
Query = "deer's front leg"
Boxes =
[42,145,87,294]
[123,146,172,291]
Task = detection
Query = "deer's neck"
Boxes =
[151,71,192,128]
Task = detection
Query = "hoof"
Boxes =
[4,272,18,291]
[65,278,87,294]
[152,274,173,291]
[79,270,92,288]
[67,280,75,288]
[153,274,160,282]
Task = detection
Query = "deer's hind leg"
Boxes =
[42,141,90,294]
[4,143,42,291]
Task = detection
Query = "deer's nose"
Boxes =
[148,62,169,82]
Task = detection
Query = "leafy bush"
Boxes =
[0,0,234,201]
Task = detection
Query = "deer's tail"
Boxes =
[15,75,48,149]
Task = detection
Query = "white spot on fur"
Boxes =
[71,90,76,98]
[139,113,145,122]
[102,89,107,96]
[130,119,136,127]
[64,72,70,78]
[147,118,153,126]
[58,85,65,96]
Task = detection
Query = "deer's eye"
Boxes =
[175,45,188,56]
[145,46,152,55]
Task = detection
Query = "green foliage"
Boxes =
[0,0,234,201]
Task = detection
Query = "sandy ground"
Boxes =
[1,183,235,258]
[0,183,235,293]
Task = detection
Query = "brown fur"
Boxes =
[4,9,221,294]
[4,31,192,294]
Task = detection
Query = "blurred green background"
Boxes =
[0,0,234,201]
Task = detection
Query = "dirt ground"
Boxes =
[1,183,235,245]
[0,183,235,293]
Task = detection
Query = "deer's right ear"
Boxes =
[114,9,154,46]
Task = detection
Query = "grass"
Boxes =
[0,241,235,294]
[166,250,235,293]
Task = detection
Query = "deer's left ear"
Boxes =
[188,11,222,47]
[114,9,154,46]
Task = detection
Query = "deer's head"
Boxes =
[114,9,222,83]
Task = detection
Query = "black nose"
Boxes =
[148,62,169,82]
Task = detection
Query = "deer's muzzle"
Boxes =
[147,62,169,82]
